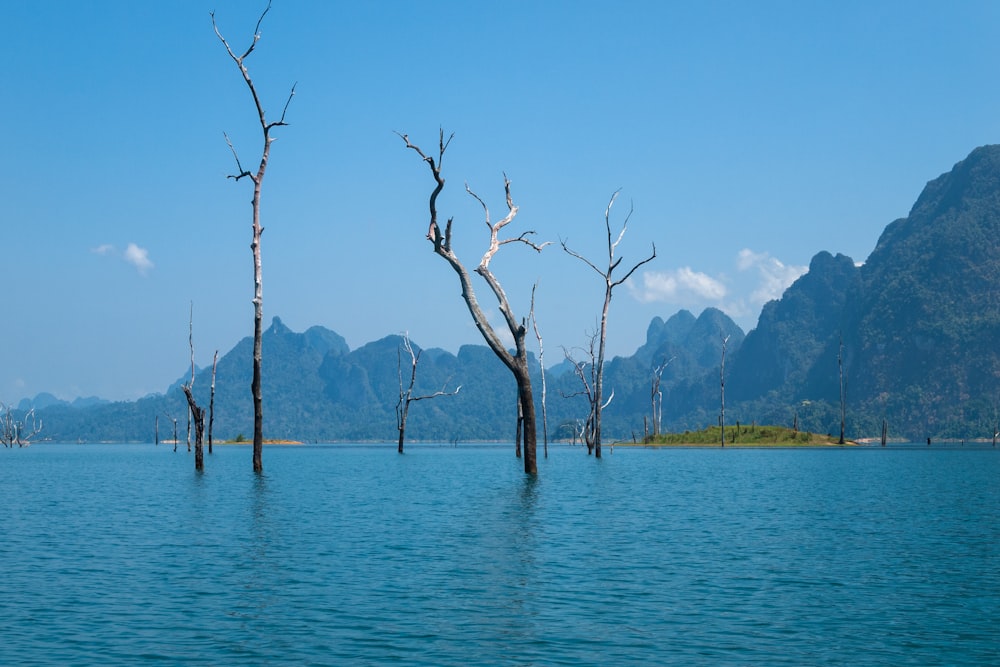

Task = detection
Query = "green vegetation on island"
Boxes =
[641,424,852,447]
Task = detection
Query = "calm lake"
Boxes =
[1,443,998,665]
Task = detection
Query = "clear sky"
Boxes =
[4,0,1000,403]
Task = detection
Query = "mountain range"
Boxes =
[19,145,1000,443]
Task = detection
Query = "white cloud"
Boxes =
[626,249,808,331]
[630,267,727,304]
[124,243,154,275]
[736,248,806,306]
[93,242,154,275]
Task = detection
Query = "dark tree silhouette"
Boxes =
[181,304,206,471]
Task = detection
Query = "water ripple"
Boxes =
[1,445,998,665]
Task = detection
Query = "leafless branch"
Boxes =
[224,132,253,181]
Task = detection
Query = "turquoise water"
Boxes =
[1,444,998,665]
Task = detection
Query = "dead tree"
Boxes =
[208,350,218,454]
[562,191,655,458]
[212,2,295,473]
[396,333,460,453]
[720,332,730,447]
[529,284,549,458]
[838,331,847,445]
[1,404,42,447]
[399,130,548,474]
[649,357,674,439]
[563,332,614,455]
[181,304,206,471]
[165,412,179,452]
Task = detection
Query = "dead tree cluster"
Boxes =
[1,404,42,447]
[562,331,611,456]
[200,6,668,472]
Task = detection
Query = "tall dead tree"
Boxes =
[212,2,295,473]
[562,190,656,458]
[208,350,218,454]
[529,284,549,458]
[838,331,847,445]
[399,130,548,474]
[720,332,730,447]
[649,357,673,439]
[396,333,460,453]
[181,304,206,471]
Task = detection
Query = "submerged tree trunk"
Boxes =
[530,284,549,459]
[213,3,295,473]
[838,332,847,445]
[183,303,206,471]
[396,333,460,453]
[517,366,538,474]
[562,191,655,458]
[208,351,218,454]
[400,131,547,474]
[515,397,523,459]
[720,333,730,448]
[183,387,206,471]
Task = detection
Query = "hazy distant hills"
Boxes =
[21,145,1000,443]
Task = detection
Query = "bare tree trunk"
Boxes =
[720,332,730,447]
[208,350,218,454]
[400,131,546,474]
[650,357,671,439]
[838,332,846,445]
[396,332,459,453]
[518,366,538,474]
[183,387,206,471]
[183,303,206,471]
[213,3,295,474]
[530,284,549,459]
[562,191,655,458]
[515,397,523,459]
[396,337,417,454]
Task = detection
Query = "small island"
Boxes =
[637,424,854,447]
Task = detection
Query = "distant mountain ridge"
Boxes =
[20,145,1000,443]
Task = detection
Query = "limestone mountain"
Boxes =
[844,144,1000,437]
[25,145,1000,443]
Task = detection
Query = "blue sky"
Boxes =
[4,0,1000,402]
